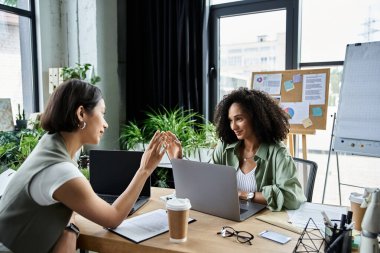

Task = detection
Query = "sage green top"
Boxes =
[0,133,75,253]
[211,141,306,211]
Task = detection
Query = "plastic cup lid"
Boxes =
[166,198,191,211]
[349,192,365,204]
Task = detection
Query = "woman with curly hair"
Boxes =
[166,87,306,211]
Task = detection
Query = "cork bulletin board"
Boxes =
[251,68,330,134]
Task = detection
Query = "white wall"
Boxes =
[36,0,121,150]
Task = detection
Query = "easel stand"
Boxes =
[322,113,368,205]
[287,128,316,160]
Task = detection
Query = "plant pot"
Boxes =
[15,120,28,130]
[79,155,90,169]
[186,148,214,162]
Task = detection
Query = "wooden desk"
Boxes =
[76,187,299,253]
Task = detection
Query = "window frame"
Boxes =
[208,0,299,119]
[0,0,39,112]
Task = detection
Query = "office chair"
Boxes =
[292,157,318,202]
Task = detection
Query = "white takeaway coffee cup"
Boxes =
[166,198,191,243]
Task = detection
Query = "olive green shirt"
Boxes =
[211,141,306,211]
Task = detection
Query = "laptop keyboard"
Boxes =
[240,202,249,214]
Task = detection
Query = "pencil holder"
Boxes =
[324,220,352,253]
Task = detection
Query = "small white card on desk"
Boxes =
[159,192,176,202]
[0,169,16,197]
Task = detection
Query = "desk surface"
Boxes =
[76,187,300,253]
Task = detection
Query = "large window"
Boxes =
[219,11,286,98]
[0,0,38,126]
[300,0,380,205]
[209,0,380,206]
[209,0,298,114]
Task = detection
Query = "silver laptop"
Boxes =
[89,150,150,215]
[171,159,266,221]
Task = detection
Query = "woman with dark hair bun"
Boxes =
[166,87,306,211]
[0,79,167,253]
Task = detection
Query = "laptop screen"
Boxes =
[89,150,150,197]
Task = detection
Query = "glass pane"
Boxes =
[0,11,33,124]
[219,10,286,100]
[301,0,380,62]
[0,0,30,11]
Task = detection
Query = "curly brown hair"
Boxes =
[213,87,290,144]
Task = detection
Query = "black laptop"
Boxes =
[89,150,150,215]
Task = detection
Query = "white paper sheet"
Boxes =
[302,73,326,105]
[253,74,282,95]
[334,42,380,143]
[280,102,309,124]
[287,202,347,230]
[110,208,195,243]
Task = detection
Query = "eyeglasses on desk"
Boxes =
[217,226,254,245]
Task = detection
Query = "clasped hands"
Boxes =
[161,131,183,160]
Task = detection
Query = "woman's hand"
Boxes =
[139,131,166,175]
[164,131,183,159]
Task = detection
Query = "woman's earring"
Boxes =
[79,121,87,130]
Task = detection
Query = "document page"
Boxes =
[287,202,347,230]
[110,209,195,243]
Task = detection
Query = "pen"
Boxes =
[340,214,347,230]
[346,211,353,224]
[321,211,334,227]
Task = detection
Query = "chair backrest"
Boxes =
[292,157,318,202]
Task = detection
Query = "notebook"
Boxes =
[89,150,150,215]
[171,159,266,221]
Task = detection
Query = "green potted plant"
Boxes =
[61,63,101,85]
[120,106,218,158]
[184,122,218,162]
[0,127,45,170]
[15,104,27,130]
[119,121,147,151]
[143,106,204,157]
[119,106,218,187]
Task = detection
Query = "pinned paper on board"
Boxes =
[281,102,310,125]
[253,74,282,95]
[293,74,302,84]
[302,118,313,128]
[251,68,330,133]
[302,74,326,105]
[284,80,294,92]
[312,107,323,117]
